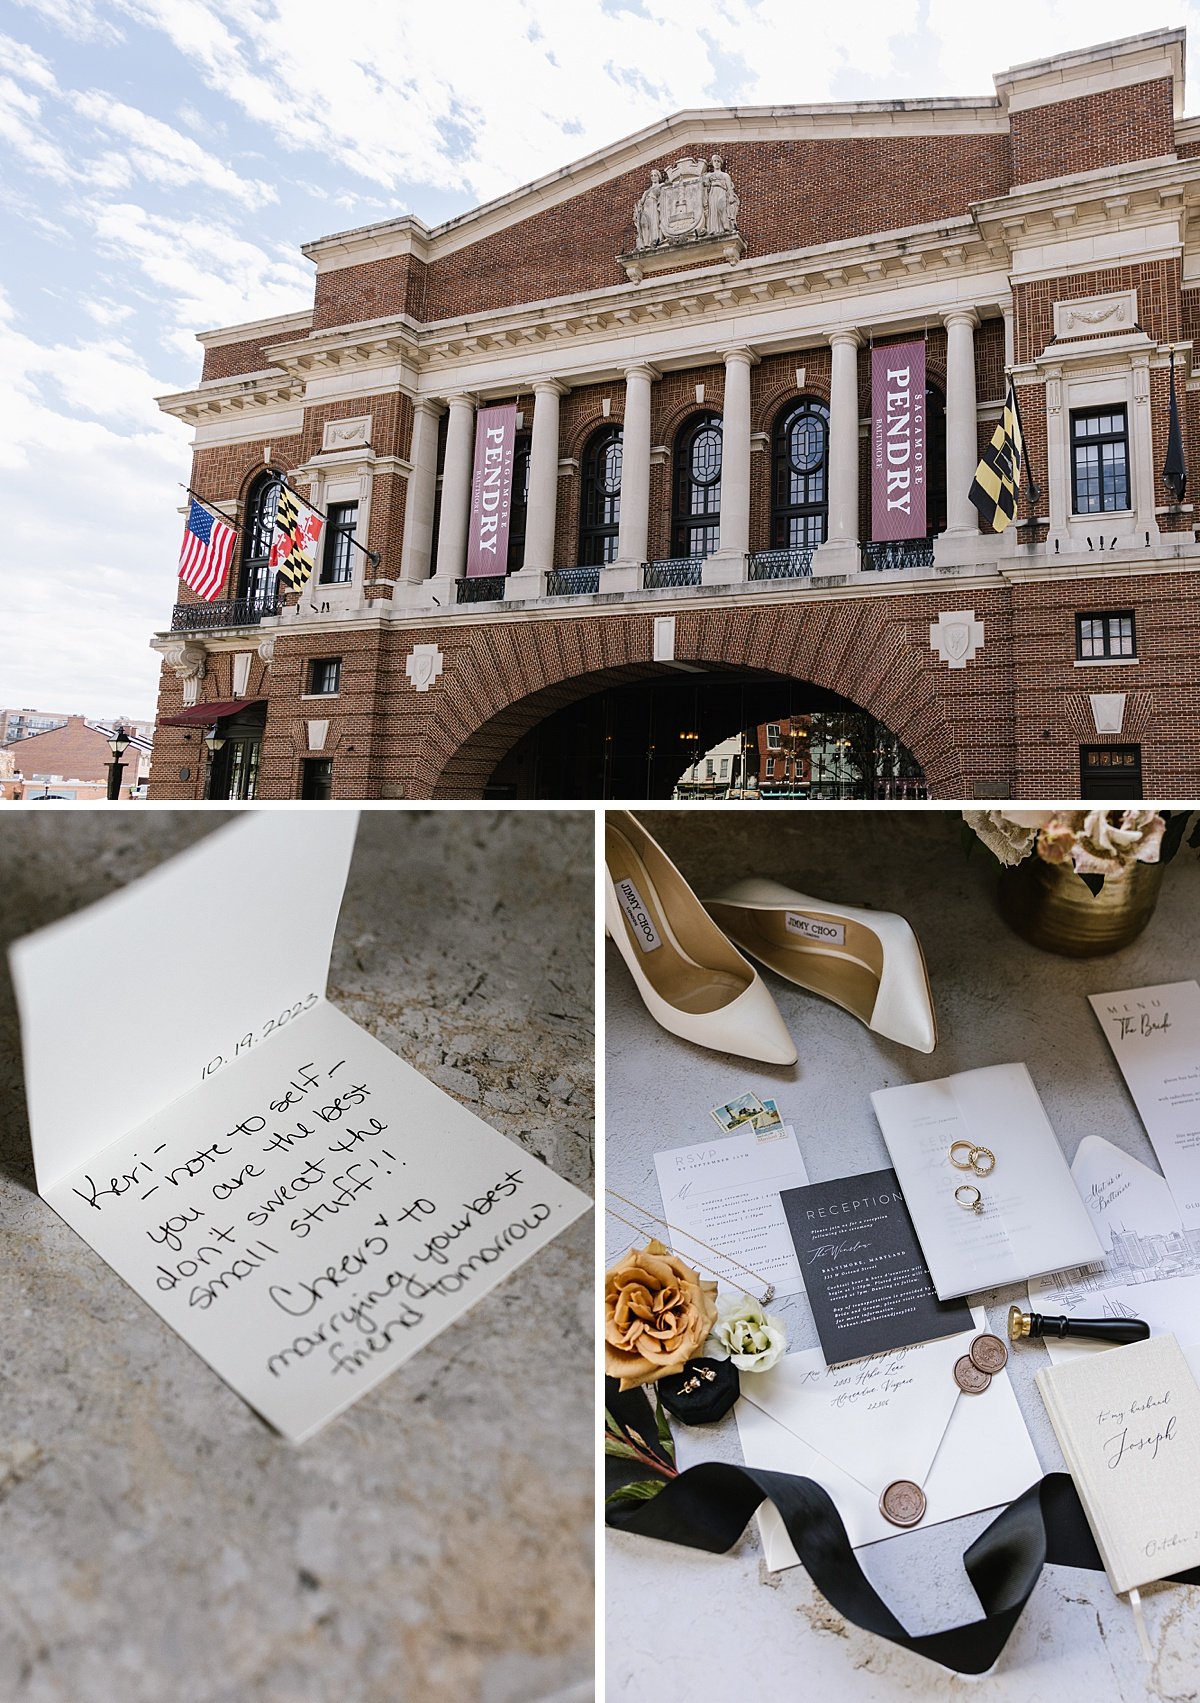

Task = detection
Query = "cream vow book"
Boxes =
[1037,1334,1200,1595]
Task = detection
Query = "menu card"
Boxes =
[870,1064,1102,1300]
[1037,1334,1200,1595]
[1089,982,1200,1227]
[780,1167,972,1363]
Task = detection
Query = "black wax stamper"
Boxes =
[1007,1304,1151,1348]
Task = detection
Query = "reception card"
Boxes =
[780,1167,972,1363]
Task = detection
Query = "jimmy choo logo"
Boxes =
[786,912,845,947]
[615,878,662,951]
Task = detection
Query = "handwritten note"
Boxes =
[12,816,590,1441]
[1089,982,1200,1226]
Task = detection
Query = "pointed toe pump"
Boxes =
[703,877,937,1055]
[604,813,797,1067]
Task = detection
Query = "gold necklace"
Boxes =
[604,1189,776,1305]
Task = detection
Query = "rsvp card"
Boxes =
[1089,982,1200,1227]
[654,1126,809,1298]
[10,815,591,1442]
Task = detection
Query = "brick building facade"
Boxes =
[151,28,1200,800]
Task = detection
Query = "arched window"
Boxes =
[673,411,722,559]
[771,398,830,548]
[925,381,947,537]
[238,473,282,605]
[579,425,623,565]
[506,429,532,571]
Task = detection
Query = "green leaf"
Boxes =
[654,1395,676,1462]
[605,1479,666,1508]
[604,1436,640,1460]
[604,1409,624,1436]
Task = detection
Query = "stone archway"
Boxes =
[419,599,970,798]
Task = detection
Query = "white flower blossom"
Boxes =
[705,1294,787,1373]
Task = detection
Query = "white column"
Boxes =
[522,379,567,572]
[399,398,443,585]
[943,308,980,537]
[432,392,475,584]
[719,347,754,559]
[616,363,657,568]
[826,329,862,550]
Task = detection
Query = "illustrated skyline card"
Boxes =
[10,815,591,1442]
[780,1167,973,1364]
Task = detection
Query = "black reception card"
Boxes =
[781,1167,973,1364]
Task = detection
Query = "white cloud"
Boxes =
[13,0,124,45]
[0,70,73,181]
[71,89,277,208]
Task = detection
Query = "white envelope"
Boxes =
[734,1308,1042,1562]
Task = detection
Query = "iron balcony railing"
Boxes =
[643,556,703,589]
[748,547,815,582]
[860,539,936,572]
[170,596,280,631]
[455,575,508,604]
[547,567,602,597]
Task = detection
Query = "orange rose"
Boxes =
[604,1238,718,1391]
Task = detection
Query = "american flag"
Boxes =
[178,498,236,600]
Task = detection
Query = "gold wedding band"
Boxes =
[955,1184,983,1215]
[949,1141,995,1177]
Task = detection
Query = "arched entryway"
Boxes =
[433,666,927,799]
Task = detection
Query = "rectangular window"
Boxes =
[1071,408,1130,514]
[765,756,776,777]
[308,657,342,695]
[1076,611,1136,660]
[1080,745,1142,800]
[766,723,782,749]
[299,758,333,801]
[321,503,358,583]
[705,759,715,779]
[719,757,730,778]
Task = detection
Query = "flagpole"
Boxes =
[179,484,241,534]
[1005,369,1041,542]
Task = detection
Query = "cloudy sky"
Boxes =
[1,0,1195,720]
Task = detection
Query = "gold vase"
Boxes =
[997,856,1163,957]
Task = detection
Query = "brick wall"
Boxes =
[1010,79,1175,185]
[1013,258,1182,365]
[312,253,427,331]
[200,329,309,382]
[2,717,127,792]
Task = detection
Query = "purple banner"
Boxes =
[466,402,518,577]
[871,341,926,541]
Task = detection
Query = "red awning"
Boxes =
[159,699,266,727]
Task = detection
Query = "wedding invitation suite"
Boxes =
[11,816,591,1442]
[1037,1334,1200,1595]
[654,1127,809,1297]
[1089,982,1200,1227]
[780,1168,972,1361]
[732,1306,1041,1556]
[870,1064,1102,1299]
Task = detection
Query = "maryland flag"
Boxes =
[270,485,324,590]
[968,378,1024,533]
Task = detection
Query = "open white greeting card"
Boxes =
[10,813,591,1442]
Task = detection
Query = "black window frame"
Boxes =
[579,424,623,565]
[237,473,282,606]
[771,398,830,548]
[1076,610,1136,661]
[320,502,358,585]
[1070,406,1131,514]
[1080,744,1143,800]
[672,411,723,560]
[299,757,334,801]
[506,429,533,572]
[925,380,947,538]
[307,657,342,695]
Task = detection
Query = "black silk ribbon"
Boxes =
[605,1381,1200,1674]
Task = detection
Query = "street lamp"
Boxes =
[106,725,131,801]
[203,727,226,799]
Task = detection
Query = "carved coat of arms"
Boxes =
[633,155,740,253]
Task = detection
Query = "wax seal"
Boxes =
[969,1333,1008,1374]
[879,1479,927,1528]
[954,1354,991,1394]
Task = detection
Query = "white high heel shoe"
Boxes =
[605,813,797,1066]
[703,878,937,1054]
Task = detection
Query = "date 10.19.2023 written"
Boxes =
[200,993,320,1082]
